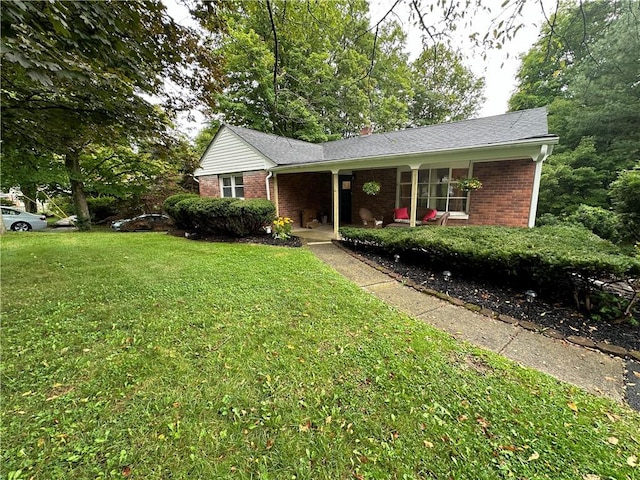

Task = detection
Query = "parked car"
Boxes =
[53,215,77,228]
[111,214,173,232]
[1,207,48,231]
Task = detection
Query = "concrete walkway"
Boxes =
[294,226,629,405]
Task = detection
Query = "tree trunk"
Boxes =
[65,148,91,231]
[21,183,38,213]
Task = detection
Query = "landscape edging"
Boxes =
[332,240,639,362]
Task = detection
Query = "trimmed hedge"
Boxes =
[163,193,199,230]
[339,225,640,306]
[163,194,276,237]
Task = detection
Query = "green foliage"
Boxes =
[566,205,621,243]
[163,193,202,230]
[86,197,119,223]
[203,1,482,140]
[1,0,226,228]
[514,2,640,231]
[169,196,276,237]
[339,225,640,316]
[610,164,640,242]
[409,44,485,125]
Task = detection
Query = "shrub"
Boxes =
[566,205,621,242]
[339,225,640,318]
[163,193,199,230]
[167,196,275,237]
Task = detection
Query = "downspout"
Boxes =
[528,144,554,228]
[265,171,273,201]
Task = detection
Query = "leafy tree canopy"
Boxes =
[1,0,226,228]
[195,0,484,141]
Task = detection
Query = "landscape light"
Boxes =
[442,271,452,282]
[525,290,537,303]
[394,254,400,263]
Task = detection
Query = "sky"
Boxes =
[166,0,556,136]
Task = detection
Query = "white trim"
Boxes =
[269,138,559,174]
[219,173,245,199]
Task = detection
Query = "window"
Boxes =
[220,174,244,198]
[398,167,470,213]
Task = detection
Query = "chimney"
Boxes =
[360,125,373,136]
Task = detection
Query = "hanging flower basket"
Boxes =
[362,181,381,195]
[457,177,483,192]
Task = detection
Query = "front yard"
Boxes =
[1,232,639,479]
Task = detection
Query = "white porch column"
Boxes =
[332,170,340,240]
[410,167,419,227]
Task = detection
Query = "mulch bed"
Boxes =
[170,229,303,248]
[338,242,639,356]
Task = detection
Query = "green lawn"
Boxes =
[2,232,639,479]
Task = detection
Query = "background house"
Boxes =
[194,107,559,238]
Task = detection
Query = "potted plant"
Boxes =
[456,177,483,192]
[362,181,381,196]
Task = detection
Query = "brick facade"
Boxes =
[351,168,398,225]
[199,171,269,199]
[199,174,220,197]
[198,160,536,229]
[276,172,332,227]
[468,159,535,227]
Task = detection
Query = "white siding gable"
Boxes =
[194,127,276,177]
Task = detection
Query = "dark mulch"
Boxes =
[340,243,639,354]
[169,229,303,248]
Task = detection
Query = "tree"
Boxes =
[610,165,640,242]
[508,0,618,112]
[509,0,640,225]
[1,0,225,229]
[196,0,486,140]
[408,44,485,125]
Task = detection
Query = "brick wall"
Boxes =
[199,171,269,199]
[198,160,535,228]
[469,159,535,227]
[243,171,269,198]
[277,172,332,227]
[199,175,220,197]
[351,168,398,225]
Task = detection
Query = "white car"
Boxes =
[1,207,48,231]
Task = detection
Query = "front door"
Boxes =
[339,175,352,223]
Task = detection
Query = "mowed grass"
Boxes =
[1,233,639,479]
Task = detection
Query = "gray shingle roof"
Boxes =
[226,107,555,166]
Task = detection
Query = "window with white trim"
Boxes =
[220,174,244,198]
[398,167,470,213]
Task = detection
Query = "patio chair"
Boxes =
[359,207,383,228]
[435,212,450,226]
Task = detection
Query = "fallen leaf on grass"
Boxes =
[628,455,638,467]
[567,402,579,413]
[266,439,274,450]
[607,436,619,445]
[122,466,132,476]
[583,475,600,480]
[423,440,434,448]
[633,371,640,379]
[528,452,540,461]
